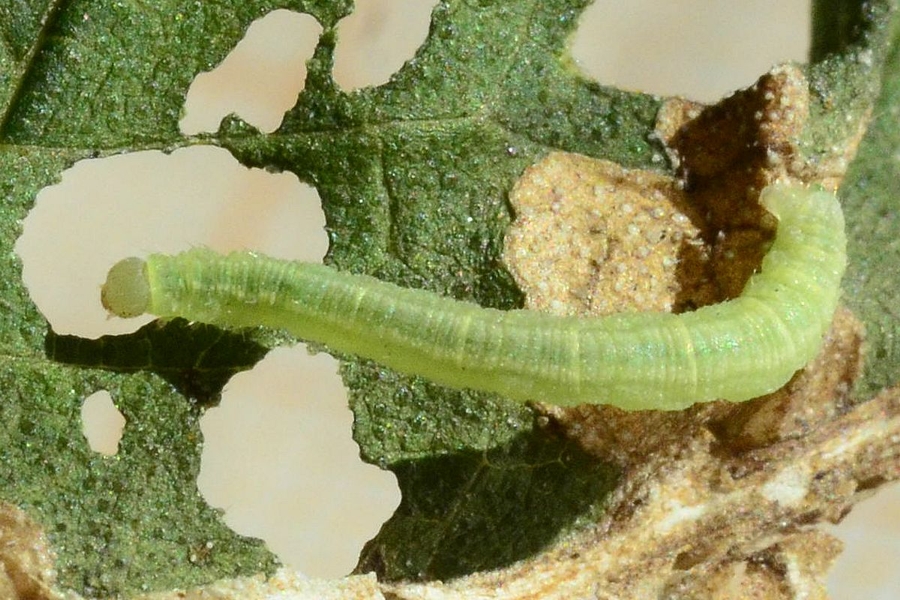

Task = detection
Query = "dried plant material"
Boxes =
[0,503,63,600]
[708,306,866,452]
[662,530,843,600]
[377,388,900,600]
[503,152,713,316]
[657,64,810,226]
[504,67,821,319]
[658,64,815,299]
[30,383,899,599]
[130,570,383,600]
[522,67,864,448]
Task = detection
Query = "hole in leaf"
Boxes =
[181,10,322,134]
[333,0,437,91]
[827,482,900,598]
[571,0,810,101]
[197,346,400,578]
[16,146,327,339]
[81,390,125,456]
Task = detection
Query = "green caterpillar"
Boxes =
[101,183,846,411]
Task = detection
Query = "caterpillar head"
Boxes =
[102,257,151,318]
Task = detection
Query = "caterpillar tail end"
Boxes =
[102,257,151,318]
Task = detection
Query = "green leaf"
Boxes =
[805,0,900,398]
[219,0,661,579]
[356,430,618,581]
[221,0,661,462]
[1,0,899,596]
[820,2,900,398]
[0,1,358,596]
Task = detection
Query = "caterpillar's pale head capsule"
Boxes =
[102,257,151,318]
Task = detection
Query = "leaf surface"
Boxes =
[0,0,898,596]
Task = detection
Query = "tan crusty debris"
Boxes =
[381,389,899,600]
[504,152,718,316]
[657,63,810,227]
[15,382,899,600]
[658,63,811,297]
[129,570,384,600]
[505,66,819,325]
[0,503,66,600]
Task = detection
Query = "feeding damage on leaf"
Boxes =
[345,64,899,600]
[101,64,850,413]
[522,64,865,420]
[101,179,847,411]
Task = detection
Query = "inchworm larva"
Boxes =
[101,183,846,411]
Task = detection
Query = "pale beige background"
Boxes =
[14,0,899,595]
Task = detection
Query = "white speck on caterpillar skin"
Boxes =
[101,183,846,411]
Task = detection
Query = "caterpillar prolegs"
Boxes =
[101,184,846,411]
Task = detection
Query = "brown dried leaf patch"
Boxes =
[0,503,62,600]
